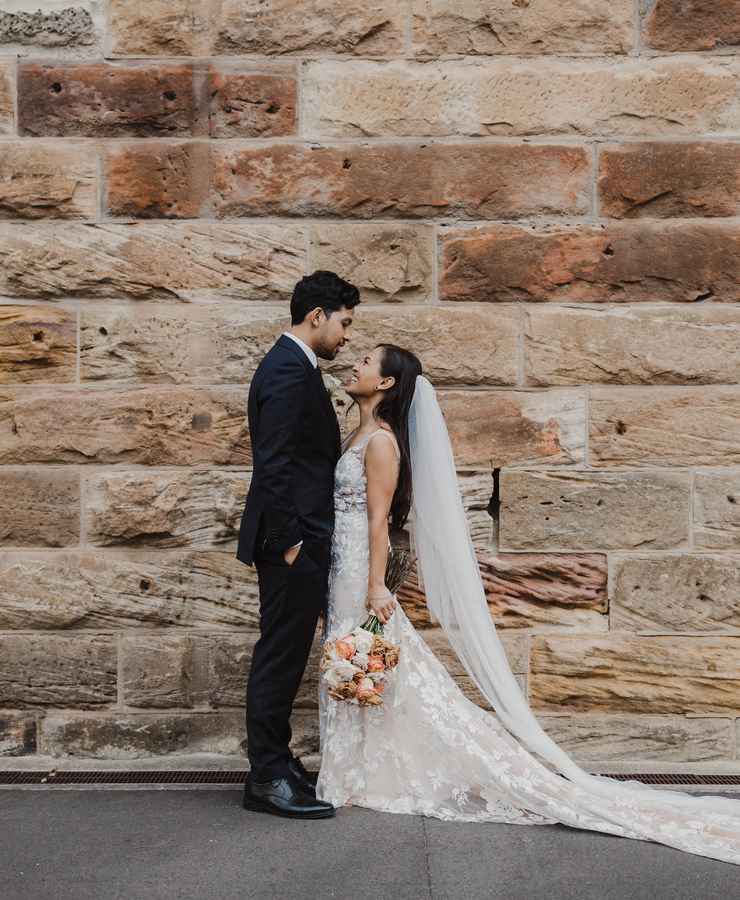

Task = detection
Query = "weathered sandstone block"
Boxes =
[208,68,297,138]
[530,634,740,714]
[438,389,584,467]
[0,469,79,547]
[104,142,210,219]
[0,143,96,219]
[0,713,37,756]
[0,222,305,300]
[0,386,250,465]
[524,307,740,386]
[599,142,740,219]
[499,469,689,550]
[398,551,607,631]
[209,143,590,219]
[589,388,740,467]
[611,553,740,632]
[440,222,740,303]
[85,469,248,548]
[214,0,405,56]
[310,223,434,304]
[694,472,740,550]
[0,305,76,384]
[0,550,260,630]
[0,634,117,707]
[643,0,740,51]
[108,0,217,56]
[39,711,246,758]
[538,715,733,762]
[0,61,13,133]
[18,63,203,137]
[411,0,633,56]
[303,59,740,138]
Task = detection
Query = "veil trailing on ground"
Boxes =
[407,374,740,860]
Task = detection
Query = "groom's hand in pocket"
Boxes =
[283,540,303,566]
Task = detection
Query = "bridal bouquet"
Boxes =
[320,613,400,707]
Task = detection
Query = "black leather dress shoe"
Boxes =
[243,774,334,819]
[288,756,318,796]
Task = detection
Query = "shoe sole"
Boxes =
[242,796,335,819]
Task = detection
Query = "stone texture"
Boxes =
[303,59,740,138]
[0,222,305,301]
[325,306,518,386]
[0,60,14,134]
[81,305,287,384]
[438,389,584,467]
[611,553,740,632]
[0,386,250,465]
[208,68,297,138]
[499,469,689,550]
[0,634,117,707]
[108,0,217,56]
[122,631,321,710]
[0,5,96,52]
[524,307,740,386]
[214,0,405,56]
[0,469,79,547]
[530,634,740,714]
[440,222,740,303]
[411,0,633,56]
[0,305,76,384]
[538,715,733,763]
[457,471,495,547]
[310,223,434,304]
[589,388,740,467]
[643,0,740,52]
[39,711,246,758]
[398,551,608,631]
[0,142,97,219]
[0,712,37,756]
[420,629,528,709]
[209,143,590,219]
[694,472,740,549]
[104,142,209,219]
[0,550,260,630]
[18,62,203,137]
[599,142,740,219]
[85,469,248,548]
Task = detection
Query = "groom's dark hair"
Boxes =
[290,270,361,325]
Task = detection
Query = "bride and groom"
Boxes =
[236,271,740,865]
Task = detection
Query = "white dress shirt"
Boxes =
[281,332,317,552]
[282,331,317,368]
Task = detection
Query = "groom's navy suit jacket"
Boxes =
[236,334,342,567]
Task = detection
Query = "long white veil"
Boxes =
[407,374,740,833]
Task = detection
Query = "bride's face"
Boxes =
[345,347,387,398]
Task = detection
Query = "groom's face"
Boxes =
[314,305,354,361]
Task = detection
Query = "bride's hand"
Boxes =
[366,587,396,624]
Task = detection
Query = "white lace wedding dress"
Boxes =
[315,428,740,864]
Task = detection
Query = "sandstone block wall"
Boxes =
[1,1,739,768]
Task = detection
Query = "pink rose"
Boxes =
[335,639,355,660]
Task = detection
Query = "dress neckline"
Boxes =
[341,427,394,459]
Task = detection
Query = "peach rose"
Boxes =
[367,656,385,672]
[335,639,355,660]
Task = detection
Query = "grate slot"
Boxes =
[1,771,739,787]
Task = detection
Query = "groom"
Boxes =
[236,270,360,818]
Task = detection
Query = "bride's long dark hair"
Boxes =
[370,343,423,529]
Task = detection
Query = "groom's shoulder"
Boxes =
[256,337,309,379]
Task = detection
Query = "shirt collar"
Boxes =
[282,331,318,368]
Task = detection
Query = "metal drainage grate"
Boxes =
[1,771,740,787]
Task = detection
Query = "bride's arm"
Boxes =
[364,434,400,624]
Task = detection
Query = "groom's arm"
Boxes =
[254,359,308,555]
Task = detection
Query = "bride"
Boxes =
[314,343,740,866]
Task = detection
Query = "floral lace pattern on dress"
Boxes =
[315,431,740,864]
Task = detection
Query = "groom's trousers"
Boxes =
[246,536,331,782]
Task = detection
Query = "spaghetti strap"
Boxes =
[361,428,400,461]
